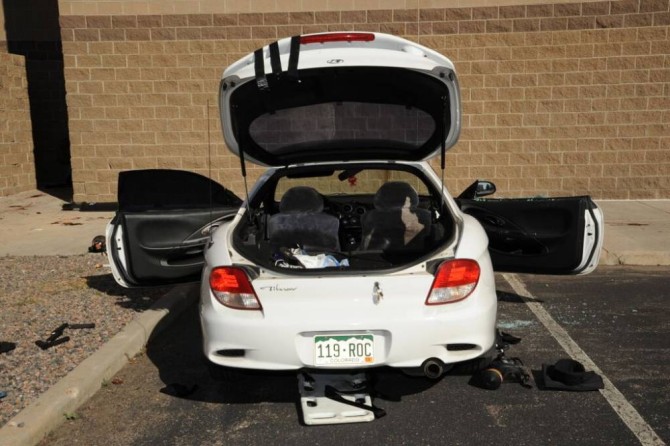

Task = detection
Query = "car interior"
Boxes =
[458,196,596,274]
[112,169,597,285]
[232,165,455,271]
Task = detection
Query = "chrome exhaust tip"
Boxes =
[422,358,445,380]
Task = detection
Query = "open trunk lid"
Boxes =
[219,32,461,167]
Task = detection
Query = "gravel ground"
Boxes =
[0,254,171,427]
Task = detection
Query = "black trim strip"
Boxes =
[269,41,282,76]
[287,35,300,79]
[254,48,269,91]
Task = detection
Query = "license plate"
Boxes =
[314,334,374,366]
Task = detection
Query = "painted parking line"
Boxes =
[502,273,665,446]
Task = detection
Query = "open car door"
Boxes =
[107,170,242,287]
[459,195,603,275]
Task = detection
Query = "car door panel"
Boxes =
[459,196,601,275]
[109,169,242,287]
[118,209,232,284]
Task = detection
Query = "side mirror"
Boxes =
[457,180,497,200]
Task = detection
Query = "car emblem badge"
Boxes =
[327,59,344,64]
[372,282,384,305]
[259,284,297,292]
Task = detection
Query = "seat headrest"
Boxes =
[279,186,324,213]
[374,182,419,211]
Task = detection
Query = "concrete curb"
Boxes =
[0,284,198,446]
[599,249,670,266]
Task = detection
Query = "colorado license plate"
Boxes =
[314,334,374,366]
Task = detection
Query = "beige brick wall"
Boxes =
[58,0,605,16]
[0,52,36,197]
[0,7,6,42]
[60,0,670,202]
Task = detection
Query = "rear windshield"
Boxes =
[249,102,435,153]
[275,168,431,200]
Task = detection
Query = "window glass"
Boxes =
[276,169,430,201]
[249,102,435,153]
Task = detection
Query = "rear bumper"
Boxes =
[200,284,497,371]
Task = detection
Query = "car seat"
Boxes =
[267,186,340,252]
[360,181,432,253]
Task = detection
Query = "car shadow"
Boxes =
[497,289,544,304]
[145,302,445,408]
[85,273,172,312]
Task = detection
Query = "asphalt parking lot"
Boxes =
[42,266,669,446]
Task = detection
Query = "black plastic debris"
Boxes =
[35,336,70,350]
[69,323,96,330]
[0,341,16,354]
[35,323,95,350]
[499,331,522,345]
[0,390,7,400]
[88,235,106,253]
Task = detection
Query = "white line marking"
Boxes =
[503,273,665,446]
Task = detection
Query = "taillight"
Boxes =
[300,32,375,45]
[426,259,480,305]
[209,267,261,310]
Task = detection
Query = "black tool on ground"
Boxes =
[88,235,106,253]
[35,337,70,351]
[470,354,532,390]
[469,329,531,390]
[0,341,16,355]
[68,323,96,330]
[46,323,69,343]
[35,322,96,350]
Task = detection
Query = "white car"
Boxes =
[107,32,603,381]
